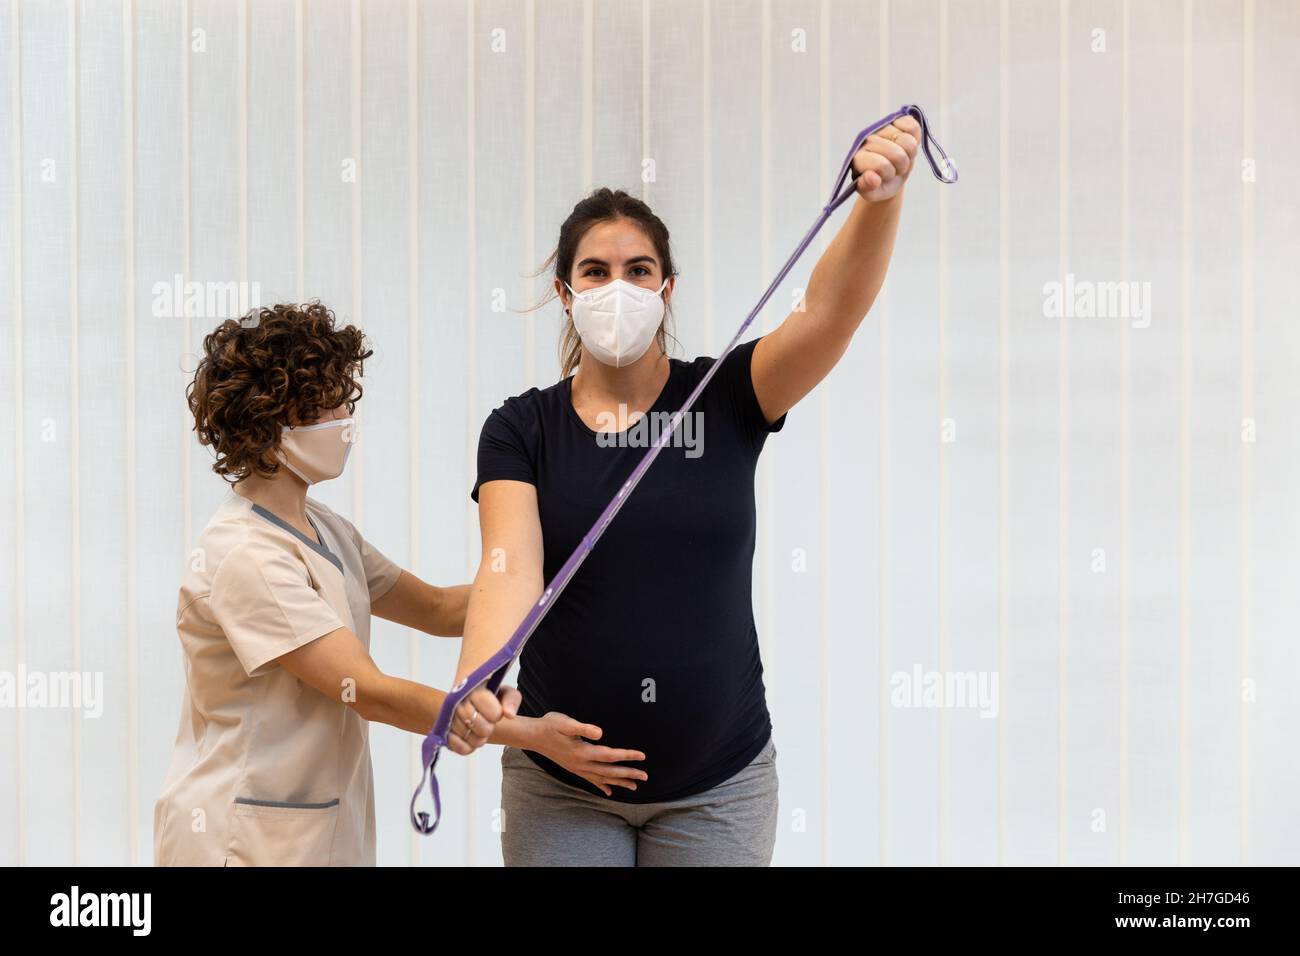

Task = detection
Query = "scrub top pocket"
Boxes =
[224,798,341,867]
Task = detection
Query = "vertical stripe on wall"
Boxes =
[581,0,591,192]
[817,0,830,871]
[10,0,25,867]
[1237,0,1254,866]
[524,0,535,383]
[936,0,949,867]
[996,0,1009,867]
[238,0,248,287]
[67,0,81,865]
[180,0,190,562]
[701,0,713,356]
[122,0,138,867]
[876,0,889,866]
[405,0,420,866]
[462,0,477,860]
[350,0,363,529]
[1118,0,1131,865]
[294,0,303,300]
[1056,0,1069,866]
[1178,0,1191,865]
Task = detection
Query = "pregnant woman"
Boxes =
[458,115,924,866]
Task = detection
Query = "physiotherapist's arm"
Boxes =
[274,625,527,752]
[750,114,920,424]
[371,569,470,636]
[454,479,545,689]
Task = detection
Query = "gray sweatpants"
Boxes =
[499,736,779,866]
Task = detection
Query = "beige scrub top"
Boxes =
[153,490,402,866]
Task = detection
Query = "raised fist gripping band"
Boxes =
[411,103,958,834]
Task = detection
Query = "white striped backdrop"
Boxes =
[1,0,1297,867]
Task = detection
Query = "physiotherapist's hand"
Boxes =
[852,113,920,203]
[447,684,522,756]
[531,712,647,797]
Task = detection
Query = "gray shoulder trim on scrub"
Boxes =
[250,503,345,576]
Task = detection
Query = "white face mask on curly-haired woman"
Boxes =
[275,415,357,484]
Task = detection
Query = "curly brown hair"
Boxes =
[187,301,373,484]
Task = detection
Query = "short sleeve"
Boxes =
[331,512,403,602]
[209,542,346,678]
[471,401,537,502]
[710,335,788,447]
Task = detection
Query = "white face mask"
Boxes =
[276,418,356,484]
[565,277,668,368]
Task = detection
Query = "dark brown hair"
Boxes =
[187,301,372,484]
[531,188,679,378]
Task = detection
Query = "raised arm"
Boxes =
[751,113,921,424]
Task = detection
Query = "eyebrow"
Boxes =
[575,255,658,270]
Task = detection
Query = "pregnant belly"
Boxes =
[516,627,767,772]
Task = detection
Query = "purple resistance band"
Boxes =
[410,103,957,835]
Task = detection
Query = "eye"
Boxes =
[582,267,606,278]
[629,265,651,277]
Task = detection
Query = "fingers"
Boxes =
[560,714,602,740]
[881,116,920,157]
[851,152,894,199]
[497,684,521,718]
[586,746,646,764]
[543,711,605,741]
[444,685,511,756]
[577,745,647,790]
[449,704,486,750]
[535,711,650,796]
[579,775,615,797]
[446,720,486,755]
[579,764,644,796]
[860,135,911,179]
[588,763,648,784]
[893,114,921,138]
[466,686,505,723]
[853,169,882,196]
[852,119,917,194]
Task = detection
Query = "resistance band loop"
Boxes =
[411,103,957,834]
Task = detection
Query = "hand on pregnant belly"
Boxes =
[532,712,648,797]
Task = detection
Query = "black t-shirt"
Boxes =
[471,336,787,803]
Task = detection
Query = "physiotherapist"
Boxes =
[153,302,619,866]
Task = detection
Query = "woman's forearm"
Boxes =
[355,671,448,735]
[371,570,469,637]
[804,188,905,340]
[486,713,538,749]
[428,583,470,635]
[356,671,527,749]
[455,557,543,686]
[358,672,533,747]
